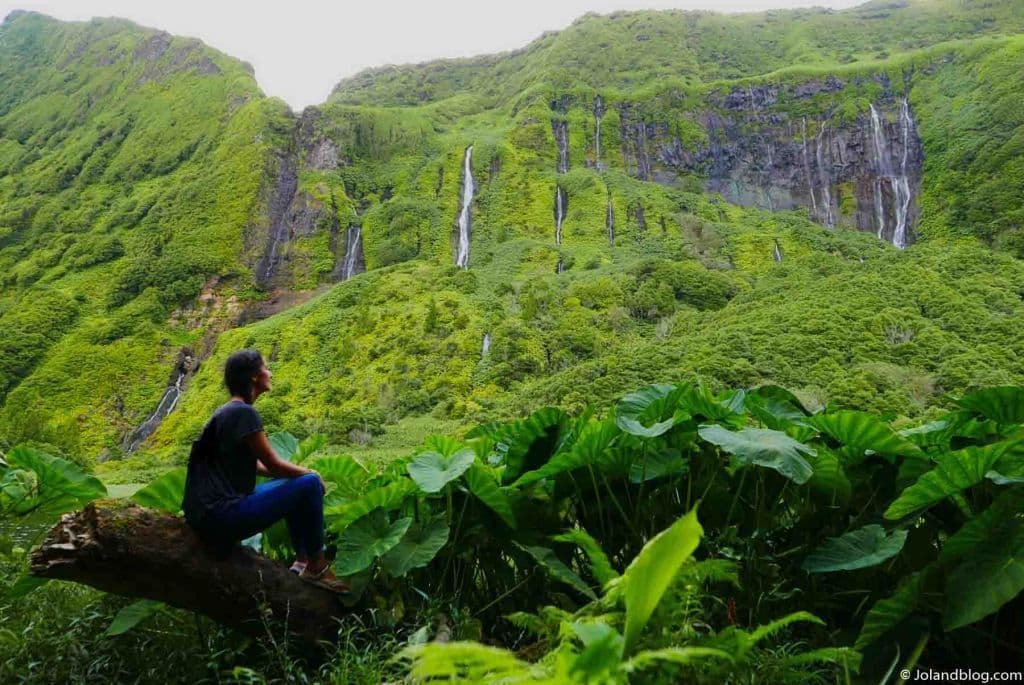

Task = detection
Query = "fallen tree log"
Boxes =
[29,499,352,644]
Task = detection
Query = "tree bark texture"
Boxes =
[29,499,350,644]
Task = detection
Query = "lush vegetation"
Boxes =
[4,381,1023,681]
[4,0,1024,680]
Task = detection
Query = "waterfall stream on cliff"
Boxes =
[815,123,834,227]
[594,95,605,169]
[869,102,913,248]
[553,121,569,173]
[341,225,363,280]
[126,371,186,452]
[481,332,491,357]
[800,118,819,218]
[456,146,474,268]
[261,152,299,283]
[772,240,783,263]
[606,198,615,246]
[555,186,565,246]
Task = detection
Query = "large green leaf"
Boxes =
[628,447,687,484]
[407,448,475,493]
[312,454,371,498]
[335,511,412,576]
[104,600,164,637]
[552,528,619,586]
[293,434,328,464]
[944,521,1024,630]
[6,445,106,514]
[802,525,907,572]
[615,384,685,438]
[495,407,570,483]
[517,543,597,600]
[804,447,852,502]
[697,425,815,484]
[938,489,1024,630]
[512,418,619,488]
[621,506,703,652]
[464,463,516,527]
[131,467,186,513]
[676,384,740,423]
[5,574,48,600]
[268,432,300,461]
[956,386,1024,426]
[325,479,417,532]
[855,568,935,650]
[381,518,450,577]
[806,411,921,456]
[569,622,626,681]
[885,442,1016,520]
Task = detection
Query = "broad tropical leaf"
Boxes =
[552,528,620,586]
[312,454,371,498]
[293,434,328,464]
[464,463,516,527]
[495,407,571,483]
[104,600,164,637]
[804,448,852,502]
[132,467,186,513]
[629,447,687,484]
[885,442,1016,520]
[335,511,412,575]
[806,411,921,456]
[407,448,476,493]
[802,525,907,572]
[615,384,685,438]
[382,518,450,577]
[944,522,1024,630]
[325,479,417,532]
[513,418,619,488]
[268,432,300,461]
[621,506,703,651]
[6,445,106,514]
[855,568,936,650]
[697,425,815,484]
[956,386,1024,426]
[517,543,597,600]
[676,384,740,423]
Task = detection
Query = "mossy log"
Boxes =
[29,499,350,644]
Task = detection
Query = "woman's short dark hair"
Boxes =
[224,349,265,401]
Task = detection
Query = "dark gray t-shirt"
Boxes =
[182,400,264,525]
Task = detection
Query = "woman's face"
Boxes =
[251,362,272,397]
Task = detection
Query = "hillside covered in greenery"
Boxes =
[1,0,1023,474]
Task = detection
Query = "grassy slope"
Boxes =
[0,12,289,458]
[2,2,1024,468]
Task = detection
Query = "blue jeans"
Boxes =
[200,474,325,558]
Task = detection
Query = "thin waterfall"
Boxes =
[552,120,569,173]
[772,240,783,263]
[455,146,474,268]
[555,186,565,246]
[868,101,914,249]
[556,258,565,274]
[481,333,491,357]
[606,198,615,247]
[594,95,605,169]
[341,225,363,280]
[126,370,187,452]
[800,118,818,218]
[816,123,834,227]
[893,98,914,249]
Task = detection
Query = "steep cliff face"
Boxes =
[615,75,924,247]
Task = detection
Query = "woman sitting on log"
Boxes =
[182,348,349,592]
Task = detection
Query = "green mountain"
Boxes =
[1,1,1023,468]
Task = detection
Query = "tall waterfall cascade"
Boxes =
[341,225,363,280]
[594,95,605,170]
[555,186,566,246]
[868,101,914,249]
[552,120,569,173]
[481,332,491,357]
[455,146,474,268]
[606,199,615,246]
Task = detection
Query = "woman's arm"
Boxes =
[244,431,318,482]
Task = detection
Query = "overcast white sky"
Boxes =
[1,0,868,110]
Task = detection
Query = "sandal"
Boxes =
[288,560,307,575]
[299,560,352,594]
